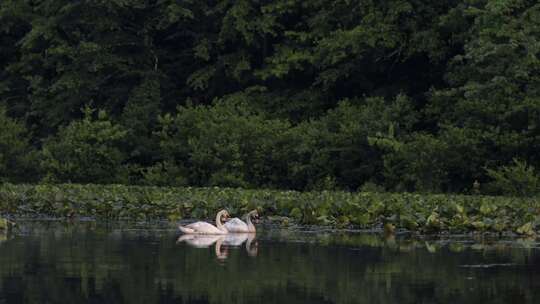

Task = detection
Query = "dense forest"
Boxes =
[0,0,539,195]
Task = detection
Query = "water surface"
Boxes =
[0,220,538,303]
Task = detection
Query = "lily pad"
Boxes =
[516,222,535,236]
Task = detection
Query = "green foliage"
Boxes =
[0,1,539,195]
[150,94,418,191]
[287,95,417,190]
[0,107,37,182]
[157,97,291,188]
[41,106,127,183]
[485,158,540,197]
[374,133,450,192]
[121,75,161,166]
[359,182,386,193]
[0,183,538,234]
[0,0,196,134]
[428,0,540,191]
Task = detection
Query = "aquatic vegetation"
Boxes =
[0,218,15,231]
[0,184,538,234]
[0,219,8,230]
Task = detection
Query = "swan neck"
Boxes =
[216,211,225,231]
[246,214,255,232]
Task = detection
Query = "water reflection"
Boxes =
[177,233,258,259]
[0,221,538,304]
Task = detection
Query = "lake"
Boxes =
[0,220,538,303]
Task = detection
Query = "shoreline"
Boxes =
[1,183,538,235]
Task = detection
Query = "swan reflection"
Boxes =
[177,233,258,259]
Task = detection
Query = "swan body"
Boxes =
[224,210,258,233]
[224,218,249,232]
[178,210,229,234]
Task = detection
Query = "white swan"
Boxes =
[178,210,229,234]
[224,210,258,233]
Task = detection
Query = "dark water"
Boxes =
[0,220,539,304]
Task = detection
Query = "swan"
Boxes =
[224,210,259,233]
[178,210,230,234]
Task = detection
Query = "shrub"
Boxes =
[156,98,291,188]
[485,158,540,197]
[41,106,127,183]
[140,160,188,187]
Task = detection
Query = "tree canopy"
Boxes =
[0,0,539,195]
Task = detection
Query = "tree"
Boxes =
[41,106,127,183]
[0,106,37,182]
[429,0,540,191]
[0,0,196,135]
[156,97,291,188]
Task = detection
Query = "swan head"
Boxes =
[248,209,259,218]
[218,210,230,221]
[247,209,260,222]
